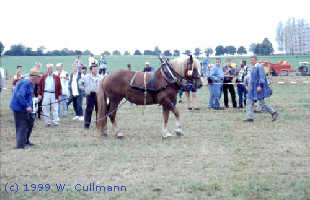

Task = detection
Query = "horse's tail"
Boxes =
[97,77,108,135]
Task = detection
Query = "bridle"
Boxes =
[159,55,198,87]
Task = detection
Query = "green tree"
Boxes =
[173,50,180,57]
[154,46,161,56]
[194,48,202,57]
[184,50,191,56]
[249,43,257,53]
[204,48,213,56]
[215,45,225,56]
[103,51,111,56]
[261,38,274,55]
[143,50,153,55]
[134,50,142,55]
[225,46,236,55]
[112,50,121,56]
[237,46,247,55]
[83,49,92,55]
[124,51,130,56]
[163,50,172,57]
[0,41,4,56]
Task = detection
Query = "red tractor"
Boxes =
[258,61,295,76]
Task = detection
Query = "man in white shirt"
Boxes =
[88,54,98,67]
[54,63,69,117]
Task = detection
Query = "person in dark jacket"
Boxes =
[142,62,154,72]
[10,67,41,149]
[223,59,237,108]
[68,64,84,121]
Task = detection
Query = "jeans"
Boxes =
[13,111,34,148]
[237,84,247,107]
[208,85,214,107]
[246,98,275,119]
[72,95,83,116]
[213,84,222,108]
[58,94,68,117]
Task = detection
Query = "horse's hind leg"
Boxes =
[108,99,124,139]
[162,106,173,138]
[171,107,183,137]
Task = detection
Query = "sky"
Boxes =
[1,0,309,54]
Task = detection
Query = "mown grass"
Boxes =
[1,55,309,76]
[1,74,310,199]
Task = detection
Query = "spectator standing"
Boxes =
[12,65,23,90]
[54,63,69,117]
[142,62,154,72]
[98,54,108,75]
[68,64,84,121]
[78,64,100,129]
[236,60,248,108]
[207,58,224,110]
[38,64,62,127]
[223,59,237,108]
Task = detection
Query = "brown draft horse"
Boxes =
[97,55,203,139]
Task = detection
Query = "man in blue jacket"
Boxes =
[10,67,41,149]
[244,56,278,122]
[207,58,224,110]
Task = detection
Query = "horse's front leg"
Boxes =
[162,106,173,138]
[171,106,183,137]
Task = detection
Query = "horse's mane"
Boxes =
[168,56,201,77]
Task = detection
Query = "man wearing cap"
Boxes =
[10,67,41,149]
[38,64,62,127]
[142,62,154,72]
[54,63,69,117]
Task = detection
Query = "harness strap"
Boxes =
[143,72,147,115]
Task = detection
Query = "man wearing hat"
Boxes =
[10,67,41,149]
[142,62,154,72]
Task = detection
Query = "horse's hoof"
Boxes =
[175,128,183,137]
[176,131,183,137]
[117,135,124,139]
[162,133,173,139]
[116,132,124,139]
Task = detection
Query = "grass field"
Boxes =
[1,62,310,200]
[1,55,309,76]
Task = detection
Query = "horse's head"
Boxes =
[165,55,203,89]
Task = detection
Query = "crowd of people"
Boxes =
[7,54,278,149]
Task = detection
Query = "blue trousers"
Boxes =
[208,85,214,107]
[237,84,247,107]
[58,94,68,117]
[208,84,222,108]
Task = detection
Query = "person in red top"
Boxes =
[12,66,23,90]
[38,64,62,127]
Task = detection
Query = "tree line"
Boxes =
[0,40,275,57]
[0,43,92,56]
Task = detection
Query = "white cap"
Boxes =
[145,62,150,65]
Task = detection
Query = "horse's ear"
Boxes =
[189,55,193,65]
